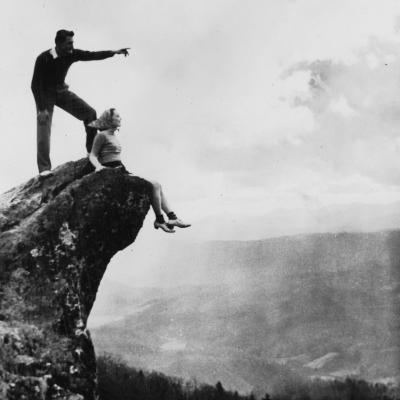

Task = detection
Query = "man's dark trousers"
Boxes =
[36,86,97,172]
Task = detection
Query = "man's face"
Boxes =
[57,36,74,56]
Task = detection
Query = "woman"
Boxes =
[88,108,190,233]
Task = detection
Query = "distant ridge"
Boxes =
[92,229,400,395]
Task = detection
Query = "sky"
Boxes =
[2,0,400,286]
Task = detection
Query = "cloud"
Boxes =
[329,96,357,118]
[129,28,400,224]
[281,38,400,187]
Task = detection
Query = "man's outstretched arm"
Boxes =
[74,48,130,61]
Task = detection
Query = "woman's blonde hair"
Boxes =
[88,108,117,130]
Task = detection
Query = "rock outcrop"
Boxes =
[0,159,151,399]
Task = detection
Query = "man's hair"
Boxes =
[55,30,74,45]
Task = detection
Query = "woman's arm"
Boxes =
[89,153,104,171]
[89,133,106,171]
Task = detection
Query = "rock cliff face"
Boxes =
[0,159,151,400]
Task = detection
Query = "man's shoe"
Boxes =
[167,218,191,228]
[154,221,175,233]
[39,170,53,178]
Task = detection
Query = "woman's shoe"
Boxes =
[154,221,175,233]
[167,218,191,228]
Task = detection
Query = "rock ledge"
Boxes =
[0,159,151,399]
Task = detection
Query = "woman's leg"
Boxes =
[148,180,175,233]
[149,180,163,217]
[160,185,173,214]
[147,180,173,214]
[148,179,190,229]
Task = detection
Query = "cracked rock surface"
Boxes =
[0,159,151,399]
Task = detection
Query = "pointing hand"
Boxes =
[115,48,130,57]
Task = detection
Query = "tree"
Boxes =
[216,381,225,399]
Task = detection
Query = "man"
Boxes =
[31,29,129,176]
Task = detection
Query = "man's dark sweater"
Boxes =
[31,49,114,110]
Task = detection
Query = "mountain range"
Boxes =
[89,230,400,395]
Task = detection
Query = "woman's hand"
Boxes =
[89,152,105,172]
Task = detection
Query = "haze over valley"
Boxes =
[89,230,400,395]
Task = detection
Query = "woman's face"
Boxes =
[111,110,122,128]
